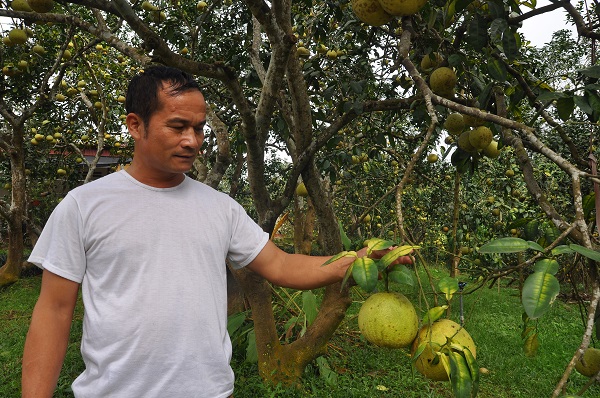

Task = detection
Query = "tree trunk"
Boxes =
[230,265,351,387]
[293,195,315,255]
[0,132,26,286]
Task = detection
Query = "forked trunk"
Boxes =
[230,266,351,386]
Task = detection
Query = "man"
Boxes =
[22,66,411,397]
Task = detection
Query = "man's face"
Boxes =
[127,84,206,186]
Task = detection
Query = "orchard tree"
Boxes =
[1,0,600,394]
[0,15,139,283]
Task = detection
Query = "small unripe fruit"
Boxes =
[196,0,208,11]
[8,29,28,45]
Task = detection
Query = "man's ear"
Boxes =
[126,113,144,140]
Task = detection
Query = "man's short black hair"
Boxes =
[125,65,201,127]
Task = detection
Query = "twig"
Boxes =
[552,283,600,397]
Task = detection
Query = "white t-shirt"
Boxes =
[28,170,269,398]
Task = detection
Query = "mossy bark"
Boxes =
[230,265,351,386]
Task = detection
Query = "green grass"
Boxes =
[2,269,599,397]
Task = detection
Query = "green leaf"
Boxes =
[463,347,479,397]
[316,356,338,386]
[438,277,459,301]
[423,305,448,325]
[521,325,535,340]
[487,58,507,82]
[479,237,529,253]
[227,311,247,336]
[578,65,600,79]
[502,29,519,61]
[379,245,418,268]
[455,0,473,12]
[556,97,575,121]
[451,147,474,174]
[522,271,560,319]
[338,220,352,251]
[349,81,363,94]
[245,329,258,363]
[551,245,573,256]
[302,291,318,326]
[352,257,379,292]
[489,18,508,41]
[322,251,356,266]
[574,95,593,115]
[366,238,395,252]
[583,193,596,219]
[466,16,488,51]
[448,351,473,398]
[527,241,544,252]
[340,262,354,291]
[569,244,600,261]
[523,219,540,241]
[387,264,416,286]
[523,331,539,357]
[534,258,560,275]
[536,90,566,102]
[411,341,428,362]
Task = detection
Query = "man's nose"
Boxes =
[181,128,202,149]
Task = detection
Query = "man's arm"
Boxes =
[246,241,413,290]
[22,270,80,398]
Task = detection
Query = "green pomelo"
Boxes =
[457,131,477,153]
[27,0,54,12]
[444,113,465,136]
[463,113,486,127]
[429,67,456,97]
[420,52,442,70]
[468,126,493,150]
[358,292,419,349]
[11,0,33,11]
[575,347,600,377]
[8,29,27,45]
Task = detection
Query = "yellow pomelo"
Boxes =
[429,67,456,97]
[295,182,308,197]
[411,319,476,381]
[378,0,428,16]
[457,131,477,153]
[420,52,443,71]
[351,0,393,27]
[468,126,493,150]
[427,153,438,163]
[443,113,465,136]
[358,292,419,349]
[483,140,501,158]
[575,347,600,377]
[27,0,54,12]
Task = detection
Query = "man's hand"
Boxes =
[356,245,415,265]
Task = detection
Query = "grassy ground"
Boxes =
[1,267,599,397]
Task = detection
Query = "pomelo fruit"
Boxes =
[411,319,476,381]
[575,347,600,377]
[351,0,393,27]
[358,292,419,349]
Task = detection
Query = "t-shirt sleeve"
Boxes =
[28,194,86,283]
[226,201,269,269]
